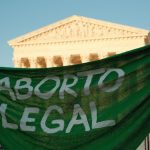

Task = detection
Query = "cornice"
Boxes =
[11,35,147,48]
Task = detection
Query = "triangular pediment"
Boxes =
[9,15,149,45]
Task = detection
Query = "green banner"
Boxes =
[0,45,150,150]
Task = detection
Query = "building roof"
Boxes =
[8,15,149,46]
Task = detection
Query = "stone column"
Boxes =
[148,33,150,44]
[81,56,89,63]
[46,57,53,68]
[98,54,101,60]
[29,58,37,68]
[63,56,69,66]
[14,58,21,68]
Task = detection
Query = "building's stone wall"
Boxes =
[12,35,148,68]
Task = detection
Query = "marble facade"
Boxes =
[8,15,150,68]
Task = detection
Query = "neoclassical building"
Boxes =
[8,15,150,68]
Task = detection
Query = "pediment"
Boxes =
[9,15,149,45]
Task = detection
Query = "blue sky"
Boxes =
[0,0,150,67]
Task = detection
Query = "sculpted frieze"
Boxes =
[22,21,137,43]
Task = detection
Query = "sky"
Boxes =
[0,0,150,67]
